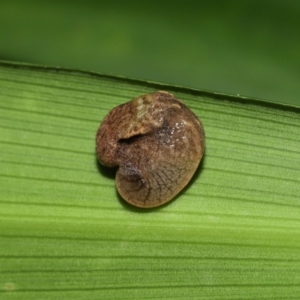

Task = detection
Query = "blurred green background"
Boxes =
[1,0,300,105]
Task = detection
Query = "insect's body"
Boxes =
[96,91,205,208]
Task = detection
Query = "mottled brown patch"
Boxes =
[96,91,205,208]
[5,282,15,291]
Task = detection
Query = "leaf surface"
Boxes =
[1,62,300,299]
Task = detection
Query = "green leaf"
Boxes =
[1,61,300,299]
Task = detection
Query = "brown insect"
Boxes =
[96,91,205,208]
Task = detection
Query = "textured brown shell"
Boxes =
[96,91,205,208]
